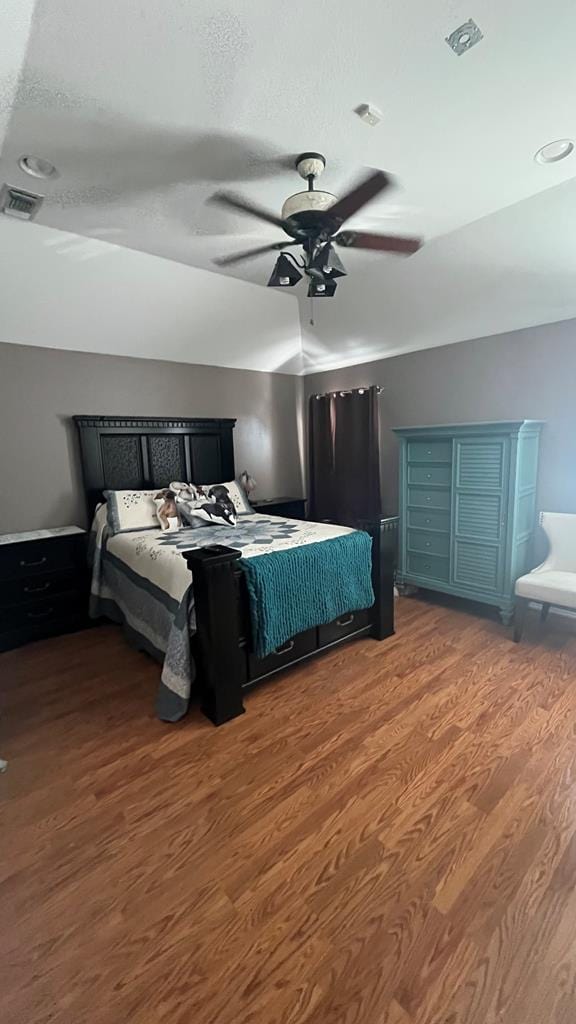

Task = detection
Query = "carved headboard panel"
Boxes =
[74,416,236,518]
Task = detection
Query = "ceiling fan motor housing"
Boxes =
[281,189,337,222]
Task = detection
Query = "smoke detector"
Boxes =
[0,184,44,220]
[446,19,483,55]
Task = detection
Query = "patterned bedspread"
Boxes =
[89,509,358,721]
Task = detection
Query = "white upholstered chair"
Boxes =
[514,512,576,642]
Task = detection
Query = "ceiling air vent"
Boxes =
[0,184,44,220]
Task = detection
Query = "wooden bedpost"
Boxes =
[183,545,246,726]
[359,516,398,641]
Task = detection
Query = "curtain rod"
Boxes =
[312,386,384,398]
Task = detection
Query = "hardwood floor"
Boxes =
[2,596,576,1024]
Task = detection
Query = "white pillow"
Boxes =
[104,490,160,534]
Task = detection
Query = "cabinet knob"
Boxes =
[425,541,431,548]
[427,450,432,455]
[426,473,432,479]
[426,497,431,503]
[425,518,431,524]
[424,563,431,570]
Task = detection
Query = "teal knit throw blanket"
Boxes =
[240,530,374,659]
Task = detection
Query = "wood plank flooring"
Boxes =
[2,596,576,1024]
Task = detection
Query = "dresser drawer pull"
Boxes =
[424,563,431,571]
[425,497,431,503]
[426,473,432,479]
[336,614,354,627]
[26,607,54,620]
[425,518,431,524]
[20,556,47,568]
[273,639,295,656]
[425,541,431,548]
[24,581,51,594]
[427,450,432,455]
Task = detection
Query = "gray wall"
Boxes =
[0,343,303,533]
[304,318,576,518]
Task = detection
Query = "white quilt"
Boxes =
[105,513,356,602]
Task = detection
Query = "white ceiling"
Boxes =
[2,0,576,373]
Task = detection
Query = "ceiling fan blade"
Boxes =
[335,230,422,255]
[209,190,289,231]
[327,170,392,226]
[213,241,298,266]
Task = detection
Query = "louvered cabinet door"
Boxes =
[451,437,510,596]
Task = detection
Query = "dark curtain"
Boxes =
[309,386,382,525]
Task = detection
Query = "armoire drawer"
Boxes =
[408,487,451,511]
[407,531,450,558]
[407,440,452,463]
[407,508,450,533]
[407,552,450,582]
[407,465,452,486]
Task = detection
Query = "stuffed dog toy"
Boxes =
[154,489,179,530]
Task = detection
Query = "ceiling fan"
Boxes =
[210,152,422,297]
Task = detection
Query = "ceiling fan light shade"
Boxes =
[281,190,337,219]
[307,277,337,298]
[311,243,347,279]
[267,253,302,287]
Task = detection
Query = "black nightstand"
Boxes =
[0,527,90,653]
[251,497,307,520]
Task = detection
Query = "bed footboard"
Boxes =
[360,516,398,641]
[184,517,398,726]
[183,545,246,726]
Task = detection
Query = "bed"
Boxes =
[76,415,398,726]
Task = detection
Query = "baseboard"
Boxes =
[528,601,576,620]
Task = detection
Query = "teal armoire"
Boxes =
[393,421,543,624]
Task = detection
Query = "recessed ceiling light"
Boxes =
[18,155,58,179]
[534,139,574,164]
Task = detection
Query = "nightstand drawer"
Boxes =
[0,536,84,582]
[407,530,450,558]
[0,570,84,608]
[0,593,84,633]
[318,608,371,646]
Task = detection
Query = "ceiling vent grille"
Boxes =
[0,184,44,220]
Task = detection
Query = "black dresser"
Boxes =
[251,497,307,520]
[0,528,90,653]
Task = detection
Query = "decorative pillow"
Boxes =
[199,480,253,515]
[153,489,181,532]
[177,498,237,529]
[104,490,160,535]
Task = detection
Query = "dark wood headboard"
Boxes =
[74,415,236,518]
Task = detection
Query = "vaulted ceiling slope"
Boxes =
[1,0,576,374]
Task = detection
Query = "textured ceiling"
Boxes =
[2,0,576,373]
